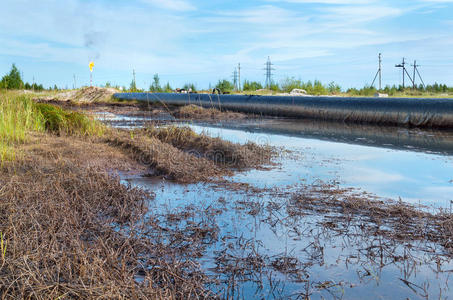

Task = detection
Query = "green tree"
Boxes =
[328,81,341,94]
[0,64,24,89]
[269,82,280,92]
[280,77,302,93]
[149,74,163,92]
[243,80,263,91]
[163,82,172,93]
[215,79,234,93]
[129,79,137,92]
[183,83,197,92]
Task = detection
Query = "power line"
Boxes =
[411,60,425,89]
[264,56,275,89]
[238,63,241,92]
[371,53,382,91]
[232,68,238,91]
[395,57,414,88]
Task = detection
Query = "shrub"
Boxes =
[215,80,234,93]
[243,80,263,91]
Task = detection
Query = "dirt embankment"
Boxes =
[37,87,118,104]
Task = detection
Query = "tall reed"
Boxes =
[0,92,104,162]
[0,93,44,161]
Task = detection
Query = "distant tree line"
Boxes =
[2,63,452,96]
[0,64,45,91]
[209,77,453,96]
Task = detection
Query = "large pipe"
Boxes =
[113,93,453,129]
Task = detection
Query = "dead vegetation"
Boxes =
[0,156,215,299]
[289,181,453,254]
[142,126,275,169]
[3,91,453,298]
[103,129,229,183]
[173,104,247,121]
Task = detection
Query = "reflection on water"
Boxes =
[187,124,453,209]
[106,113,453,298]
[126,177,453,299]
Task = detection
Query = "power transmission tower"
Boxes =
[411,60,425,89]
[395,58,414,89]
[232,68,238,91]
[371,53,382,90]
[264,56,275,89]
[238,63,241,92]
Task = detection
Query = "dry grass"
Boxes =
[142,126,275,169]
[0,156,214,299]
[174,105,247,120]
[290,182,453,254]
[103,129,229,183]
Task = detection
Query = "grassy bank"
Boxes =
[0,91,103,162]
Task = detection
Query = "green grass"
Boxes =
[0,91,104,162]
[35,103,104,136]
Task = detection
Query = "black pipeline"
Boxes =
[113,93,453,129]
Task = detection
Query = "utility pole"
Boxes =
[411,60,425,89]
[73,74,76,89]
[133,69,136,91]
[32,76,35,91]
[232,68,238,91]
[264,56,275,89]
[238,63,241,92]
[371,53,382,91]
[395,58,414,89]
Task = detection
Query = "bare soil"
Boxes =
[37,87,118,104]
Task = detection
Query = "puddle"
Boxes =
[108,113,453,298]
[186,123,453,210]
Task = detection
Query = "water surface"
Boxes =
[107,113,453,299]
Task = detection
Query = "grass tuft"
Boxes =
[0,91,104,163]
[35,103,104,136]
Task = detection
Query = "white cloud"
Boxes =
[344,168,406,184]
[322,5,403,24]
[268,0,374,3]
[1,0,452,88]
[419,0,453,2]
[139,0,196,11]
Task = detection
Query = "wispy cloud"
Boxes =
[267,0,374,3]
[139,0,196,11]
[0,0,452,88]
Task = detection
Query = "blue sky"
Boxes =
[1,0,452,90]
